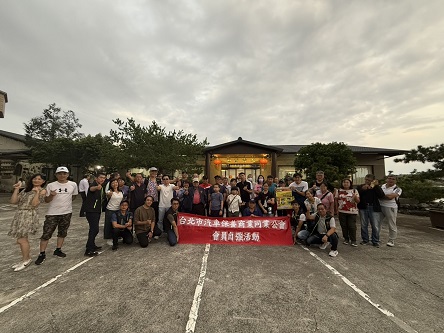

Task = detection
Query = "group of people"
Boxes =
[8,166,402,271]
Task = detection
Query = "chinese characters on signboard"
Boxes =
[177,213,293,246]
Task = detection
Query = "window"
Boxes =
[353,166,373,185]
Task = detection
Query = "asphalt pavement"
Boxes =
[0,195,443,333]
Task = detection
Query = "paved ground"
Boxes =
[0,194,443,333]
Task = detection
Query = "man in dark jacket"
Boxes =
[357,174,386,247]
[185,178,207,216]
[84,173,106,256]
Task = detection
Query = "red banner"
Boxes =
[177,213,293,246]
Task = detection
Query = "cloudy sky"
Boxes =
[1,0,443,173]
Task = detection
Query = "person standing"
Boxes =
[379,175,402,247]
[315,182,335,216]
[256,183,276,216]
[335,179,360,247]
[188,178,207,216]
[157,175,179,231]
[237,172,253,208]
[357,174,386,247]
[78,174,90,217]
[35,167,78,265]
[209,184,224,217]
[9,174,46,271]
[226,187,242,217]
[104,179,123,245]
[84,173,106,256]
[289,173,308,212]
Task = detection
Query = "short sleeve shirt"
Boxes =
[379,184,402,208]
[45,181,78,215]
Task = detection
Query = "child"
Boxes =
[226,187,242,217]
[209,184,224,217]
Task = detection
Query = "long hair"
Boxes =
[24,174,46,193]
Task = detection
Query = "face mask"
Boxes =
[258,179,263,183]
[248,178,253,182]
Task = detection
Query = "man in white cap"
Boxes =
[35,166,78,265]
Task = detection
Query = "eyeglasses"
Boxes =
[163,178,169,180]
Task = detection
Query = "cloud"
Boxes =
[1,0,443,174]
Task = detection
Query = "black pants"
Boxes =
[79,192,87,217]
[307,232,339,251]
[136,225,162,248]
[85,212,101,251]
[112,228,133,246]
[192,203,205,216]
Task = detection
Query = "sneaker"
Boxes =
[14,259,32,272]
[351,242,358,247]
[153,236,159,240]
[343,240,349,245]
[84,250,98,257]
[360,241,369,245]
[319,242,330,250]
[35,253,46,265]
[53,249,67,258]
[386,240,395,247]
[372,242,380,248]
[329,250,339,257]
[106,240,113,246]
[112,245,118,251]
[93,246,102,251]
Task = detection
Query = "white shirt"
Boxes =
[227,194,243,213]
[79,178,89,194]
[159,184,175,208]
[379,184,402,208]
[106,191,123,211]
[289,181,308,193]
[45,181,78,215]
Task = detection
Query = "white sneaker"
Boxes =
[107,240,113,246]
[319,242,330,250]
[153,236,159,240]
[329,250,338,257]
[386,240,395,247]
[14,259,32,272]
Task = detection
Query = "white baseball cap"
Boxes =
[55,166,69,173]
[148,167,158,172]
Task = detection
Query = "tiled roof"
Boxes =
[272,144,407,156]
[0,130,26,142]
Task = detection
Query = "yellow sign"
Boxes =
[275,189,293,210]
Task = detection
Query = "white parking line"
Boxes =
[185,243,211,333]
[302,246,418,333]
[0,255,99,314]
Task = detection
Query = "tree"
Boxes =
[394,144,444,202]
[110,118,208,174]
[24,103,84,167]
[394,144,444,179]
[294,142,357,184]
[24,103,83,141]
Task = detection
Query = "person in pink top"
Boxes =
[315,182,335,216]
[335,179,360,247]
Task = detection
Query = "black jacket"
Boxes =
[84,181,105,213]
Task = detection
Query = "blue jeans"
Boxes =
[167,229,178,246]
[359,207,381,244]
[297,230,310,240]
